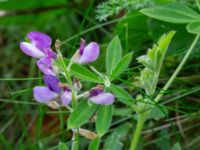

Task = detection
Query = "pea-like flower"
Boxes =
[88,85,115,105]
[33,75,72,109]
[73,39,100,64]
[20,31,56,59]
[20,32,58,75]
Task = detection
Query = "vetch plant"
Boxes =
[19,24,199,149]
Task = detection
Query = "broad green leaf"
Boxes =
[186,21,200,34]
[70,63,103,83]
[96,105,113,137]
[140,3,200,24]
[106,36,122,75]
[147,106,168,120]
[58,142,69,150]
[88,137,101,150]
[67,101,97,129]
[111,84,133,105]
[171,142,182,150]
[103,123,131,150]
[110,52,133,80]
[155,129,170,150]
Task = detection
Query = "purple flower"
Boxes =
[74,39,100,64]
[88,86,115,105]
[20,32,58,75]
[33,75,72,108]
[20,31,56,59]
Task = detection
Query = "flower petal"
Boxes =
[37,58,56,76]
[20,42,45,58]
[27,31,51,49]
[43,75,61,93]
[77,42,99,64]
[33,86,58,103]
[60,91,72,105]
[89,92,114,105]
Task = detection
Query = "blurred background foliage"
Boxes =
[0,0,200,150]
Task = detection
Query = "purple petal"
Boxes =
[33,86,58,103]
[20,42,45,58]
[27,31,51,50]
[89,92,115,105]
[77,42,99,64]
[90,89,103,97]
[37,58,56,76]
[43,75,62,93]
[60,91,72,105]
[47,49,57,59]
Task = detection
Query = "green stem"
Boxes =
[155,35,200,102]
[130,114,146,150]
[130,34,199,150]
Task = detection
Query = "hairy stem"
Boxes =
[130,114,146,150]
[155,35,200,102]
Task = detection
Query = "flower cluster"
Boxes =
[20,31,115,109]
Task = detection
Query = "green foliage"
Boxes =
[95,0,154,21]
[110,84,133,105]
[96,105,113,137]
[67,101,97,129]
[106,36,122,75]
[110,52,133,80]
[58,142,69,150]
[141,3,200,24]
[70,63,103,83]
[137,31,175,95]
[103,123,131,150]
[88,137,101,150]
[171,142,182,150]
[186,21,200,34]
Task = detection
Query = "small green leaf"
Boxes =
[67,101,97,129]
[196,0,200,11]
[171,142,182,150]
[58,142,69,150]
[103,123,131,150]
[147,106,168,120]
[96,105,113,137]
[106,36,122,75]
[110,52,133,80]
[186,21,200,34]
[111,84,133,105]
[88,137,101,150]
[70,63,103,83]
[140,3,200,24]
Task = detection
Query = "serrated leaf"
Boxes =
[58,142,69,150]
[171,142,182,150]
[111,84,133,105]
[88,137,100,150]
[67,101,97,129]
[103,123,131,150]
[96,105,113,137]
[70,63,103,83]
[106,36,122,75]
[140,3,200,24]
[110,52,133,80]
[186,21,200,34]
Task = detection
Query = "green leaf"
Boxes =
[186,21,200,34]
[111,84,133,105]
[106,36,122,75]
[96,105,113,137]
[58,142,69,150]
[88,137,101,150]
[110,52,133,80]
[67,101,97,129]
[103,123,131,150]
[70,63,103,83]
[140,3,200,24]
[171,142,182,150]
[147,106,168,120]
